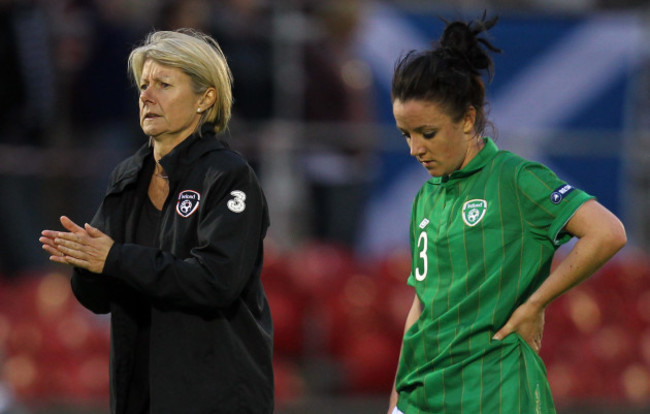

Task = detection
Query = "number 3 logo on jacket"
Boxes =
[227,190,246,213]
[176,190,201,217]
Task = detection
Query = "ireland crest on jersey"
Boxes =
[462,199,487,227]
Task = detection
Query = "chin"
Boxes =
[141,126,159,137]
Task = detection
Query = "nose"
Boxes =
[409,135,425,157]
[140,87,154,104]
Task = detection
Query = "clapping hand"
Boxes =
[40,216,114,274]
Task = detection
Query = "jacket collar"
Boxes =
[157,123,227,180]
[430,137,498,185]
[108,123,227,193]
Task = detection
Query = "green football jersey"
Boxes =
[395,138,594,414]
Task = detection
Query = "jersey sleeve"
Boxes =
[515,162,595,246]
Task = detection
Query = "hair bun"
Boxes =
[438,14,501,77]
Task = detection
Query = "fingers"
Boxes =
[47,254,71,265]
[40,218,109,273]
[41,230,59,239]
[52,239,92,268]
[530,333,543,353]
[60,216,85,233]
[492,320,515,341]
[41,229,85,259]
[84,223,104,238]
[42,243,64,257]
[40,217,97,269]
[39,233,58,248]
[523,335,541,353]
[492,323,513,341]
[532,340,541,353]
[40,230,82,256]
[40,232,65,259]
[54,236,89,260]
[40,237,74,265]
[54,233,82,248]
[57,254,86,269]
[493,324,543,353]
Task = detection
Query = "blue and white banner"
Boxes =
[356,4,643,255]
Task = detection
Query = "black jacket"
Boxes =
[71,127,273,414]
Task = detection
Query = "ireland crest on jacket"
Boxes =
[462,199,487,227]
[177,190,201,217]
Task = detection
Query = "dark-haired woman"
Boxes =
[387,16,626,414]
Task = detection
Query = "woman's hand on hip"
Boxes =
[492,301,545,353]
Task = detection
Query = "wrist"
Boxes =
[523,296,548,312]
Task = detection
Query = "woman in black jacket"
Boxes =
[40,29,273,414]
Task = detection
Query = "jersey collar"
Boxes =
[430,137,498,185]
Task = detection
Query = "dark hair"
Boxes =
[391,13,501,136]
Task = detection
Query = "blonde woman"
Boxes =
[40,29,273,414]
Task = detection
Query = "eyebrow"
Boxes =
[155,73,174,82]
[142,70,175,82]
[396,124,438,133]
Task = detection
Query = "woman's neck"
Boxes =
[459,135,485,171]
[151,133,189,163]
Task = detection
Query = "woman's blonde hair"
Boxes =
[128,29,233,135]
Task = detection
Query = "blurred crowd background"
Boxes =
[1,0,650,413]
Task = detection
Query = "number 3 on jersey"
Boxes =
[415,231,428,281]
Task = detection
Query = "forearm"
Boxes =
[526,201,626,310]
[527,236,621,310]
[104,242,258,311]
[388,294,422,412]
[493,201,625,350]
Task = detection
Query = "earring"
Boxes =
[197,108,202,113]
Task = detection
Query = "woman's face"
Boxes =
[393,99,478,177]
[138,59,203,143]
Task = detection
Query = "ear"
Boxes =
[462,106,477,134]
[199,88,217,109]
